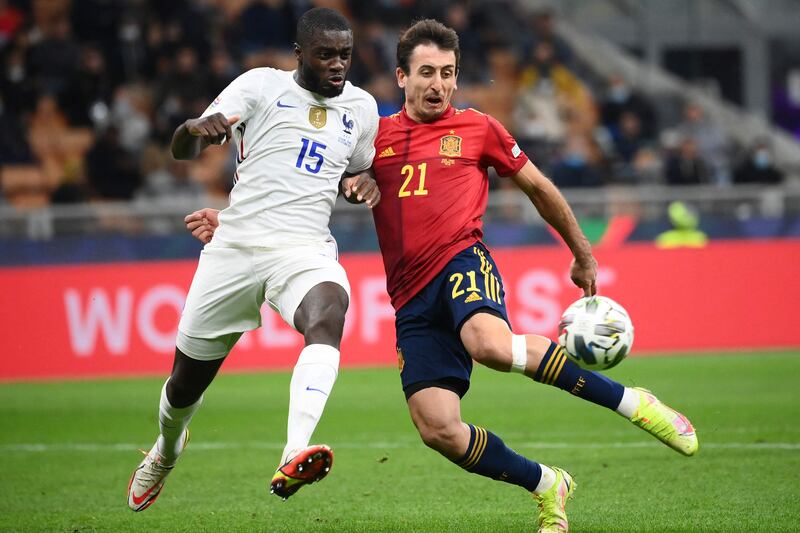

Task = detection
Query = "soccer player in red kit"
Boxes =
[365,20,698,533]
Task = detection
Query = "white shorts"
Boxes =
[178,240,350,339]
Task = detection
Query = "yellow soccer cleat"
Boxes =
[629,387,699,456]
[533,466,576,533]
[270,444,333,500]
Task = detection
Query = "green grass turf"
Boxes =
[1,351,798,532]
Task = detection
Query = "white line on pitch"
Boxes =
[0,441,797,452]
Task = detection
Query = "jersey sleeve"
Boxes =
[201,68,267,124]
[480,114,529,177]
[346,94,379,174]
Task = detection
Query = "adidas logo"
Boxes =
[378,146,396,158]
[464,292,483,303]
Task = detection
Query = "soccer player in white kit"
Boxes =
[127,8,380,511]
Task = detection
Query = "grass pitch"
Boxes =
[1,351,798,532]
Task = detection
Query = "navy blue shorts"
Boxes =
[395,242,510,399]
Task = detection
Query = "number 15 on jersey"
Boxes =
[296,138,326,174]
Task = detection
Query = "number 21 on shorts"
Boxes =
[449,270,503,304]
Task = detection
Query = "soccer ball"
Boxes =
[558,296,634,371]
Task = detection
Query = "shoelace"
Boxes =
[135,451,173,485]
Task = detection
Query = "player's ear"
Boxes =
[396,67,406,88]
[294,43,302,64]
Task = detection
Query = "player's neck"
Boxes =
[402,105,453,124]
[293,71,315,94]
[292,70,334,99]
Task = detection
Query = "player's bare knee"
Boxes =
[295,283,348,345]
[300,304,346,346]
[417,419,462,453]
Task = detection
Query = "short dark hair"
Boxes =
[397,19,460,74]
[296,7,351,48]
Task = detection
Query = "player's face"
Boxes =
[296,30,353,97]
[397,44,458,123]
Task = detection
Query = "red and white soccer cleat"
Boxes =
[270,444,334,500]
[127,430,189,512]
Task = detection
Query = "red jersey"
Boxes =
[371,105,529,310]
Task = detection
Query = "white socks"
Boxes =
[535,464,558,494]
[282,344,340,463]
[156,380,202,464]
[615,387,639,418]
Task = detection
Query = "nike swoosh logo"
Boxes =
[305,386,329,396]
[276,100,297,108]
[131,482,159,506]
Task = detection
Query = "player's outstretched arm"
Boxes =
[511,161,597,296]
[339,169,381,208]
[184,208,220,244]
[171,113,240,160]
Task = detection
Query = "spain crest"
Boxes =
[309,106,327,129]
[439,134,462,157]
[397,347,405,372]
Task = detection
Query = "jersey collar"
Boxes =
[399,105,456,126]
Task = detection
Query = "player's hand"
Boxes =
[185,114,240,145]
[340,170,380,208]
[184,208,220,244]
[570,256,597,297]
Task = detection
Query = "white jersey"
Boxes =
[201,68,378,248]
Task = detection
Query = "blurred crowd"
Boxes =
[0,0,787,211]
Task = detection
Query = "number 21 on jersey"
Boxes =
[398,163,428,198]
